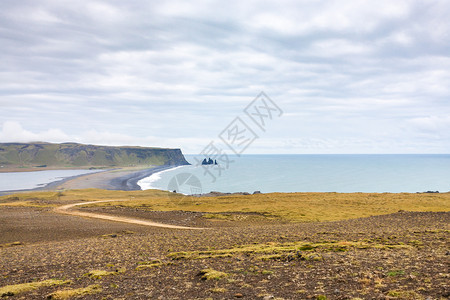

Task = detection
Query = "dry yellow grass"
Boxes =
[198,269,229,280]
[47,284,102,299]
[1,189,449,222]
[0,200,54,208]
[167,239,413,261]
[83,268,126,279]
[0,279,70,297]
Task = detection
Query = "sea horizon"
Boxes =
[1,154,449,194]
[138,154,450,194]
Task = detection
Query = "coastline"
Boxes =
[0,165,183,196]
[109,165,177,191]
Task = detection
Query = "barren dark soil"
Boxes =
[0,208,448,299]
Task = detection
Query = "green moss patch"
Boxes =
[0,279,71,297]
[168,240,411,261]
[198,269,229,280]
[135,260,164,270]
[83,268,126,280]
[47,284,102,299]
[0,241,23,248]
[386,290,423,299]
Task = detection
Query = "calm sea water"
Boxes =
[0,169,101,192]
[138,154,450,194]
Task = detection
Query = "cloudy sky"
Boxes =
[0,0,449,154]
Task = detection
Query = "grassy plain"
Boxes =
[1,189,448,222]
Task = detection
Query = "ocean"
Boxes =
[138,154,450,194]
[0,169,101,192]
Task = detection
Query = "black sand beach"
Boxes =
[0,165,178,196]
[108,165,175,191]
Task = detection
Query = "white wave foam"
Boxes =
[137,166,185,190]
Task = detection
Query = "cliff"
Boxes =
[0,142,190,169]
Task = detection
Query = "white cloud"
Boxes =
[386,31,414,46]
[0,121,69,143]
[308,39,372,57]
[0,121,213,154]
[0,0,449,154]
[85,2,124,23]
[245,0,411,35]
[31,9,62,23]
[407,116,450,134]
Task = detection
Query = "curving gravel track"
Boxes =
[54,200,206,230]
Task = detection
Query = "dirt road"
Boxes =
[54,200,206,230]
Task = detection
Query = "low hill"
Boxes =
[0,142,189,169]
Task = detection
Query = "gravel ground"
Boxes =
[0,207,448,299]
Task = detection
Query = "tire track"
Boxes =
[54,200,206,230]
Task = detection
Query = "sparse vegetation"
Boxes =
[387,270,405,277]
[0,241,22,248]
[203,213,234,220]
[135,259,163,270]
[0,188,448,299]
[386,290,423,299]
[47,284,102,299]
[198,269,229,280]
[168,240,411,261]
[0,279,70,297]
[83,268,125,279]
[210,287,227,293]
[0,200,54,208]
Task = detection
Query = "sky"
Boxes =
[0,0,449,154]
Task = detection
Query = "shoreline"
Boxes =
[0,165,184,196]
[2,164,448,197]
[109,165,178,191]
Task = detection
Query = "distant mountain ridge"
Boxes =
[0,142,190,168]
